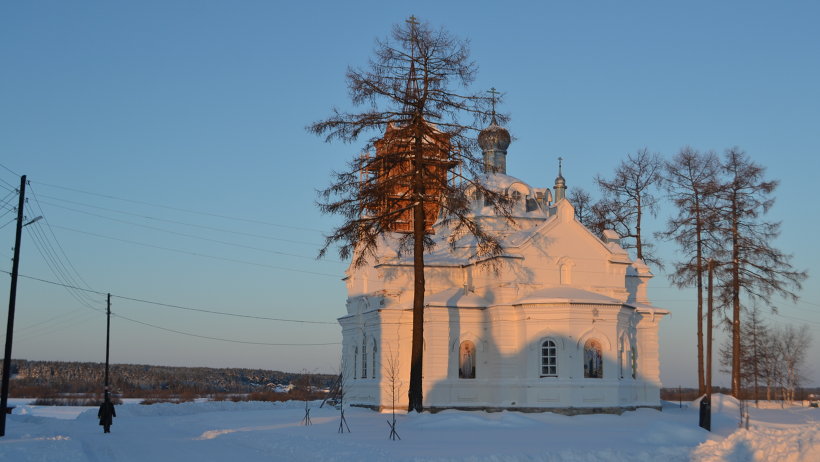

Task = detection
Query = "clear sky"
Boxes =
[1,1,818,387]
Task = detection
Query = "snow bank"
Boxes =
[0,397,816,461]
[692,424,820,462]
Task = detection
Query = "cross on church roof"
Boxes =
[406,15,419,27]
[488,87,501,122]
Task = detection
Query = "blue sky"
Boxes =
[1,1,818,387]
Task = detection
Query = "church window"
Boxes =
[540,339,558,377]
[526,196,538,212]
[353,346,358,379]
[560,263,572,285]
[631,347,637,379]
[618,337,625,379]
[371,339,377,379]
[459,341,476,379]
[361,337,368,379]
[584,339,603,379]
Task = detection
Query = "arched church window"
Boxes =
[361,337,367,379]
[631,346,637,379]
[583,339,603,379]
[618,336,625,379]
[353,346,358,380]
[560,263,572,285]
[459,341,476,379]
[540,339,558,377]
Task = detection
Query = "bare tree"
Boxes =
[295,369,314,426]
[657,147,720,395]
[567,187,596,230]
[310,17,510,412]
[594,148,663,267]
[745,307,769,405]
[776,324,811,403]
[759,327,782,401]
[713,148,807,397]
[384,347,401,440]
[337,358,350,433]
[721,315,812,405]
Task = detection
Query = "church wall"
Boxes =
[409,302,663,410]
[343,297,666,411]
[635,310,663,400]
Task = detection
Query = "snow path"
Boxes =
[0,396,817,461]
[198,416,336,440]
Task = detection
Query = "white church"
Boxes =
[339,118,668,413]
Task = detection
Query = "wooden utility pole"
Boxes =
[0,175,26,437]
[105,293,111,399]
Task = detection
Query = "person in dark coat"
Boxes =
[98,392,116,433]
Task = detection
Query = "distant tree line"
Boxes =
[2,360,335,397]
[572,147,808,398]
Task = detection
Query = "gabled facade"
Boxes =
[339,121,668,413]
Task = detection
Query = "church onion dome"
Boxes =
[555,173,566,187]
[477,116,511,152]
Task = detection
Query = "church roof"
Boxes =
[513,286,623,305]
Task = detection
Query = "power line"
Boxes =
[36,194,322,247]
[5,310,99,344]
[0,162,19,177]
[0,270,341,346]
[0,190,16,207]
[23,202,102,309]
[33,180,326,234]
[113,294,336,325]
[2,271,338,325]
[38,200,333,262]
[28,185,101,291]
[49,223,341,278]
[773,312,820,326]
[112,313,340,347]
[24,220,103,311]
[0,218,15,230]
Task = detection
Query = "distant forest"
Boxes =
[3,359,336,397]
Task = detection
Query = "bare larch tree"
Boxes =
[567,187,595,230]
[657,147,720,395]
[713,148,806,397]
[594,148,663,267]
[309,17,510,412]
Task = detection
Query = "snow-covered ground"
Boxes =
[0,395,817,461]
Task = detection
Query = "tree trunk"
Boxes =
[706,259,714,401]
[695,204,705,395]
[408,125,426,413]
[731,201,742,398]
[635,196,643,261]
